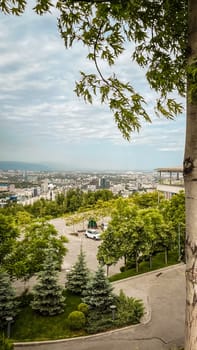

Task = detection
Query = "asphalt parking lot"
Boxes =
[13,217,122,294]
[51,217,123,277]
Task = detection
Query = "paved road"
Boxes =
[14,264,185,350]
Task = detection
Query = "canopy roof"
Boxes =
[156,167,183,173]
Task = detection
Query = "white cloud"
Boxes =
[0,9,186,170]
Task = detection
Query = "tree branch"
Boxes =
[70,0,110,2]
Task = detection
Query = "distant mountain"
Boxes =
[0,161,154,173]
[0,161,52,171]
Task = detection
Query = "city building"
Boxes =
[41,179,49,193]
[156,167,184,199]
[99,177,110,189]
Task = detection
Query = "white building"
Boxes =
[156,167,184,199]
[41,179,49,193]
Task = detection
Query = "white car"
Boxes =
[85,229,101,240]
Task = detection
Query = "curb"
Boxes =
[111,263,184,285]
[13,320,149,348]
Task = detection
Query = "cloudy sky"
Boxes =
[0,5,186,171]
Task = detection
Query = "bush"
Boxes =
[16,290,33,308]
[85,314,113,334]
[77,303,89,315]
[0,334,13,350]
[119,266,126,273]
[125,260,137,269]
[132,299,145,322]
[67,311,86,330]
[116,289,144,324]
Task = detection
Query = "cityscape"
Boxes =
[0,166,155,205]
[0,163,184,207]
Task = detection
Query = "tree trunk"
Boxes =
[164,248,168,265]
[149,254,152,269]
[106,264,110,277]
[135,252,139,273]
[184,2,197,349]
[124,255,127,267]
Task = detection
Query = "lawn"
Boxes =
[10,289,144,342]
[11,291,85,341]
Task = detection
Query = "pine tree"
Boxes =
[0,269,17,329]
[82,265,114,313]
[31,253,65,316]
[66,247,90,295]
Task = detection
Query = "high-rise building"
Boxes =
[41,179,48,193]
[99,177,110,189]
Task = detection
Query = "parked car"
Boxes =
[85,229,101,240]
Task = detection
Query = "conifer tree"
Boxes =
[0,269,17,329]
[31,253,65,316]
[66,247,90,295]
[82,265,114,313]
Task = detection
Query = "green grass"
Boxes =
[12,291,86,342]
[11,289,144,342]
[109,251,180,282]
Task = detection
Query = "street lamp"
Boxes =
[178,223,181,261]
[110,305,116,321]
[6,316,13,338]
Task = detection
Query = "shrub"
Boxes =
[67,311,86,330]
[77,303,89,315]
[119,266,126,273]
[85,314,113,334]
[0,334,13,350]
[125,260,136,269]
[132,299,145,322]
[16,289,33,308]
[117,289,144,324]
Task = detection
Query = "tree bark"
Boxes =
[184,2,197,349]
[135,252,139,273]
[164,248,168,265]
[149,254,152,269]
[106,264,110,277]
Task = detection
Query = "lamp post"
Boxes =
[6,316,13,338]
[110,305,116,321]
[178,223,181,261]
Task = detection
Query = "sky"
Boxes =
[0,4,186,171]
